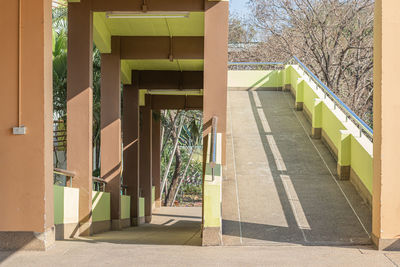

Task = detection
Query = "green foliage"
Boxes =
[52,6,102,172]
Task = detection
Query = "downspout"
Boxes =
[18,0,22,127]
[13,0,26,135]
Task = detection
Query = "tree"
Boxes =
[160,110,203,206]
[235,0,374,126]
[229,12,256,44]
[52,6,103,173]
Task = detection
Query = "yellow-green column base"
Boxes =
[202,227,222,246]
[311,127,322,139]
[295,102,303,111]
[0,227,55,251]
[337,164,350,180]
[283,84,292,92]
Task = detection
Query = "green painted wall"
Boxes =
[203,133,222,228]
[54,185,80,225]
[152,186,155,206]
[351,136,373,192]
[121,195,131,220]
[92,191,111,222]
[228,70,283,89]
[321,104,346,148]
[54,185,64,225]
[139,197,145,218]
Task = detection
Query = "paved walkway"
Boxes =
[222,90,372,246]
[85,207,202,246]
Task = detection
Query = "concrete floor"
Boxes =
[0,91,391,266]
[222,90,372,246]
[86,207,202,246]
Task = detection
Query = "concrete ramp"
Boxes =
[222,90,371,246]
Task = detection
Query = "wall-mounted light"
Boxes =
[106,11,190,19]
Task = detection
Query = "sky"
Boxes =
[229,0,250,16]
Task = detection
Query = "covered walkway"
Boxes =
[77,207,201,246]
[222,90,371,246]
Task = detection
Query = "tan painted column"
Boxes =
[372,0,400,250]
[203,0,229,165]
[152,110,162,209]
[67,0,93,236]
[140,94,153,223]
[101,37,122,230]
[0,0,54,250]
[123,81,140,226]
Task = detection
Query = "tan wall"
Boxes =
[0,0,53,232]
[373,0,400,249]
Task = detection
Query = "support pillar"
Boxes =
[311,99,322,139]
[295,80,304,111]
[203,0,229,165]
[337,130,351,180]
[0,0,54,250]
[140,94,152,223]
[372,0,400,250]
[152,110,162,209]
[101,37,122,231]
[123,81,140,226]
[67,0,93,236]
[202,0,229,246]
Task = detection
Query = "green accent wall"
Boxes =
[228,70,283,89]
[54,185,64,225]
[121,195,131,220]
[92,191,111,222]
[139,197,145,217]
[54,185,80,225]
[152,186,155,206]
[351,136,373,192]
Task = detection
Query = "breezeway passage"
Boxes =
[222,90,371,246]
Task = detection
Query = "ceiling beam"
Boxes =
[151,95,203,110]
[120,36,204,60]
[90,0,205,12]
[134,70,203,89]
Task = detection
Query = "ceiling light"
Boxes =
[106,11,190,19]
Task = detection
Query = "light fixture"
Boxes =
[106,11,190,19]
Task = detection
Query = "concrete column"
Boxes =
[101,37,122,230]
[140,94,153,223]
[152,110,162,209]
[372,0,400,250]
[0,0,54,250]
[203,0,229,165]
[67,0,93,236]
[123,81,140,226]
[337,130,351,180]
[311,99,322,139]
[202,0,229,246]
[295,80,304,111]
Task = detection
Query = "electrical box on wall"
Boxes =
[13,126,26,135]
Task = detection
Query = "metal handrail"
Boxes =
[93,176,107,192]
[53,168,75,187]
[288,56,373,140]
[121,185,128,195]
[228,57,373,140]
[209,116,218,181]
